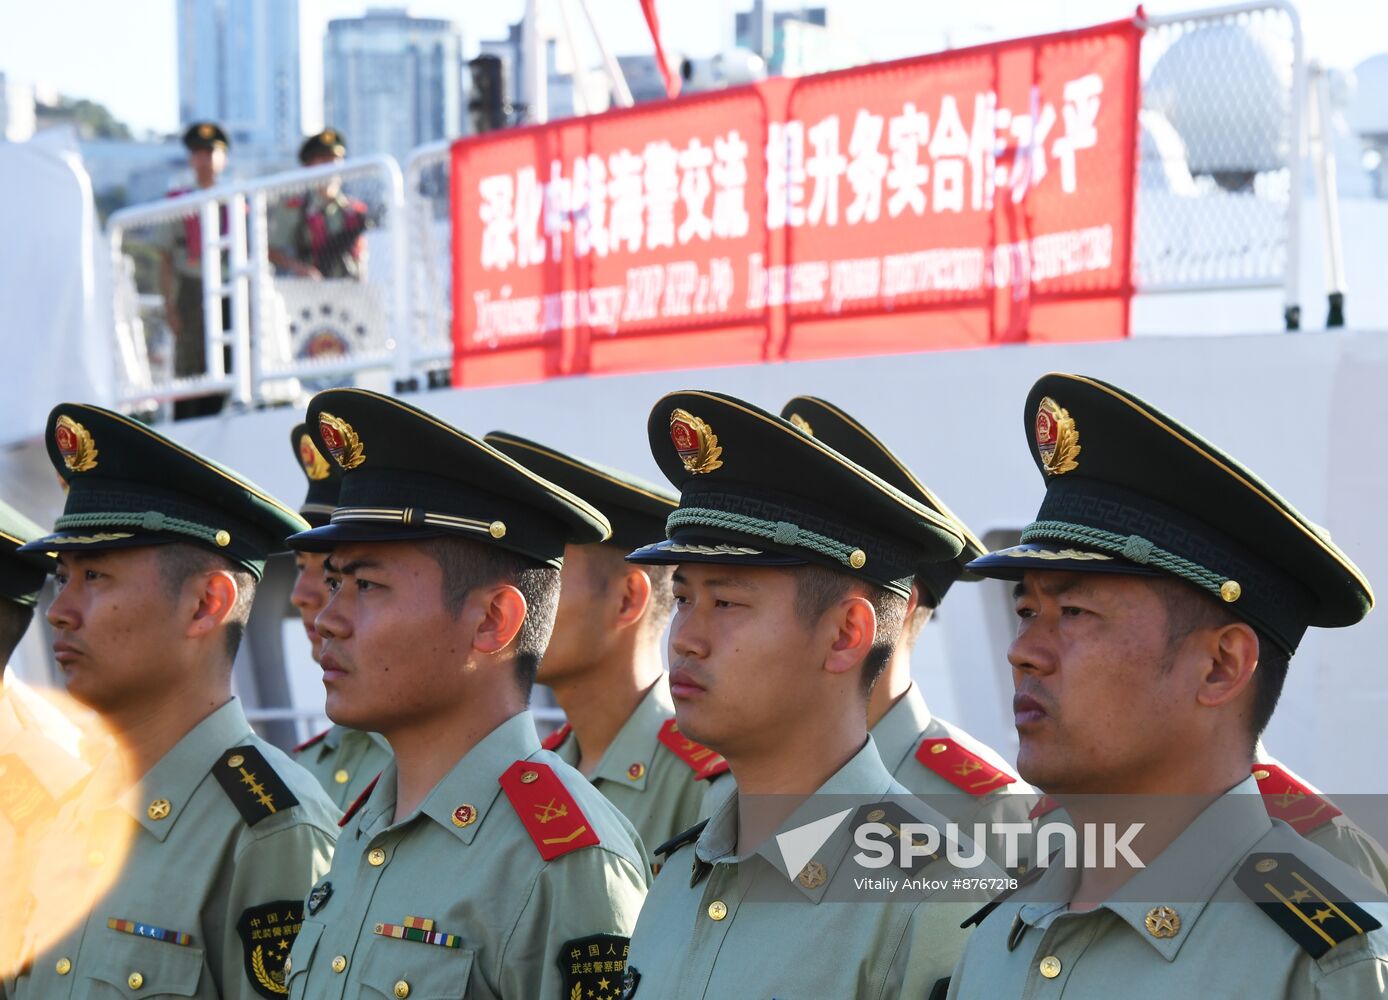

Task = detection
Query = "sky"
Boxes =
[0,0,1385,137]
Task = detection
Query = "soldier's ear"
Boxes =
[471,583,528,655]
[822,595,877,678]
[186,569,240,641]
[1193,620,1259,710]
[613,567,653,630]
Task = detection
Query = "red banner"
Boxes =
[452,17,1141,386]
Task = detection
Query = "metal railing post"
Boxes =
[1283,0,1305,330]
[198,199,226,379]
[227,192,253,406]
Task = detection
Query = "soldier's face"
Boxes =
[1008,570,1194,794]
[539,544,626,684]
[290,551,330,662]
[189,147,225,183]
[315,541,467,733]
[47,548,190,713]
[667,563,823,757]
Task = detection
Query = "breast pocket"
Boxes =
[84,933,206,998]
[285,921,324,1000]
[355,935,476,1000]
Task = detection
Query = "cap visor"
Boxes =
[18,531,176,555]
[625,536,806,567]
[965,542,1163,581]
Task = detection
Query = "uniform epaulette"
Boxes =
[292,728,330,754]
[1029,794,1061,820]
[1254,763,1343,836]
[339,773,378,828]
[654,819,709,858]
[499,760,601,860]
[213,745,300,827]
[855,801,942,874]
[960,860,1046,929]
[1235,852,1381,958]
[914,737,1017,796]
[540,722,572,752]
[657,719,730,781]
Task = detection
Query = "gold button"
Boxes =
[707,900,728,920]
[55,957,72,976]
[1253,768,1271,781]
[283,956,292,975]
[334,769,350,784]
[147,798,171,820]
[87,849,105,866]
[331,954,347,973]
[866,808,885,822]
[368,847,387,866]
[215,530,231,548]
[394,981,411,999]
[520,770,539,784]
[929,743,947,754]
[1220,579,1241,603]
[1039,955,1062,979]
[227,754,245,768]
[1255,857,1278,873]
[848,549,867,569]
[128,971,145,990]
[489,521,507,539]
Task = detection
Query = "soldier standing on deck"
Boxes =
[486,431,730,863]
[285,424,392,812]
[945,373,1388,998]
[283,389,647,1000]
[9,404,337,1000]
[269,129,370,282]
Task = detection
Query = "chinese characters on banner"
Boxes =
[452,18,1141,386]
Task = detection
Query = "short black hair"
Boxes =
[0,599,34,663]
[1152,576,1289,744]
[157,544,257,661]
[416,537,560,694]
[793,564,906,692]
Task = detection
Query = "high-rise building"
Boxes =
[0,73,36,142]
[734,1,830,74]
[176,0,302,156]
[323,8,464,162]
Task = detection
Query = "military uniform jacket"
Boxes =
[1256,749,1388,894]
[623,737,998,999]
[946,776,1388,999]
[10,697,339,1000]
[1,677,95,985]
[293,725,392,813]
[285,711,649,1000]
[874,685,1036,872]
[546,679,727,862]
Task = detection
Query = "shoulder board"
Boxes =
[657,719,730,781]
[540,722,572,752]
[499,760,601,861]
[1235,852,1381,958]
[339,773,379,828]
[854,801,944,875]
[961,861,1047,929]
[914,737,1017,796]
[1029,794,1061,821]
[213,745,299,827]
[653,819,709,858]
[1254,763,1343,836]
[292,728,330,754]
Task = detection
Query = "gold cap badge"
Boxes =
[318,412,365,470]
[299,433,332,481]
[787,412,813,436]
[55,415,99,473]
[198,123,215,138]
[670,409,723,475]
[1035,397,1080,476]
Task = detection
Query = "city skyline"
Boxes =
[0,0,1386,139]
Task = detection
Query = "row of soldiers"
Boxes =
[2,374,1388,997]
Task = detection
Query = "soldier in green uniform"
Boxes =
[9,403,338,1000]
[485,431,729,861]
[282,389,648,1000]
[285,424,392,810]
[269,129,370,281]
[945,373,1388,998]
[620,391,1001,999]
[781,396,1037,872]
[159,121,232,420]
